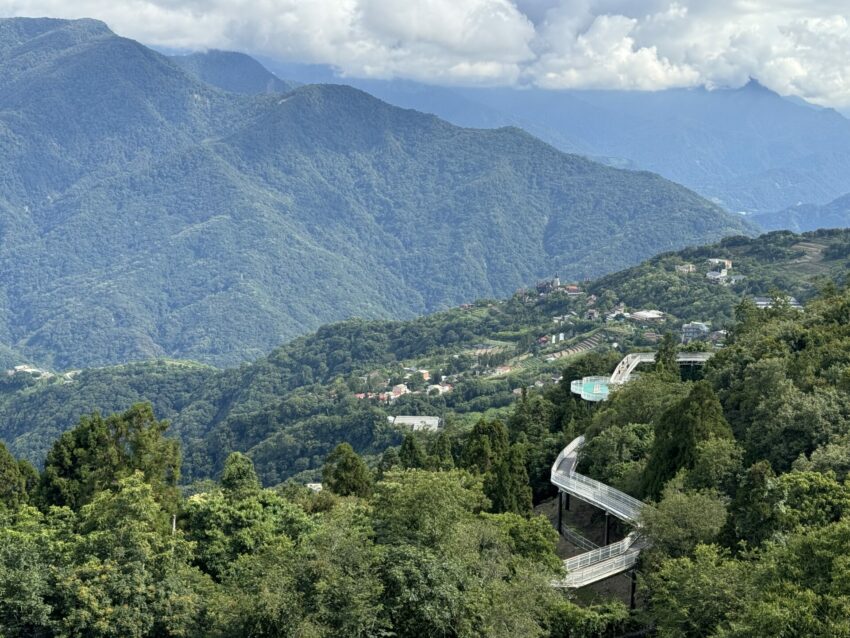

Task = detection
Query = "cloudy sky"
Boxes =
[3,0,850,108]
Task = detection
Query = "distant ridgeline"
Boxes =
[0,17,749,370]
[0,228,847,486]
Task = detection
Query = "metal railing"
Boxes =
[551,435,650,588]
[554,550,641,589]
[564,533,637,571]
[552,470,644,523]
[560,524,599,551]
[550,436,643,523]
[609,351,714,385]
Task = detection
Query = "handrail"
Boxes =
[560,524,599,551]
[551,435,650,587]
[554,550,641,588]
[564,533,637,571]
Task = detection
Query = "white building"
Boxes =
[390,415,442,432]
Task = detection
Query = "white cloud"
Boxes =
[2,0,850,106]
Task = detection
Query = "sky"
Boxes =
[3,0,850,109]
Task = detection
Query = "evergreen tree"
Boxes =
[643,381,733,499]
[0,443,27,509]
[428,432,454,470]
[486,444,533,516]
[378,447,401,478]
[398,433,428,470]
[655,332,679,377]
[221,452,261,497]
[461,419,509,474]
[38,403,180,511]
[322,443,372,497]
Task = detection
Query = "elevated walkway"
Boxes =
[571,351,714,401]
[550,436,648,588]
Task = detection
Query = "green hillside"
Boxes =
[0,17,749,369]
[2,228,848,485]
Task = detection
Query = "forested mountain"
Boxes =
[1,242,849,637]
[0,17,749,369]
[170,49,299,94]
[752,192,850,232]
[261,58,850,214]
[3,228,848,487]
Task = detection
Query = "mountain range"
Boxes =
[752,192,850,232]
[0,17,748,369]
[257,59,850,215]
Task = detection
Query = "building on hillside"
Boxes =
[706,270,728,284]
[630,309,665,322]
[564,284,582,295]
[682,321,711,343]
[427,384,453,395]
[306,483,323,492]
[675,263,696,274]
[728,275,746,285]
[391,415,442,432]
[707,258,733,269]
[753,296,803,310]
[710,330,728,344]
[390,384,410,400]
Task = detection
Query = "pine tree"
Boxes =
[643,381,733,499]
[322,443,372,497]
[398,434,428,469]
[461,419,509,474]
[429,432,455,470]
[221,452,261,498]
[486,444,533,516]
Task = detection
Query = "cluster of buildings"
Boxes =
[676,258,744,286]
[354,381,454,403]
[517,276,585,301]
[5,365,78,382]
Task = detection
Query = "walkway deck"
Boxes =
[550,436,647,588]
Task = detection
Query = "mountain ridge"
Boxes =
[0,17,749,369]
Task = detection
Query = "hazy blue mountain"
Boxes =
[0,18,749,369]
[170,49,299,94]
[752,192,850,232]
[260,60,850,214]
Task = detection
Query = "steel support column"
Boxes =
[557,491,563,533]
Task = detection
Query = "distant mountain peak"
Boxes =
[170,49,298,95]
[737,77,778,96]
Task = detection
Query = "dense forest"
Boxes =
[1,228,849,490]
[0,17,749,369]
[1,280,849,636]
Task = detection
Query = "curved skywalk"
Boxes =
[550,435,646,588]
